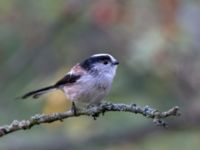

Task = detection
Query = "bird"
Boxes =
[21,53,119,114]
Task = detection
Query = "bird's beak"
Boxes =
[112,61,119,65]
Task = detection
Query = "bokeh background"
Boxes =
[0,0,200,149]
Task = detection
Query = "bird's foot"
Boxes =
[71,102,77,116]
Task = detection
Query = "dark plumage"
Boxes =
[21,74,81,99]
[80,55,112,70]
[55,74,81,87]
[21,86,55,99]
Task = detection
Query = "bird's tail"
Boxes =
[21,85,56,99]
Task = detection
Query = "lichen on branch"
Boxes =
[0,102,180,138]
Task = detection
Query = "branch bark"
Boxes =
[0,102,180,138]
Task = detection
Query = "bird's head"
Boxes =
[80,53,119,76]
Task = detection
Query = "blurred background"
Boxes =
[0,0,200,149]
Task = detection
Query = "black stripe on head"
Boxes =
[80,55,112,70]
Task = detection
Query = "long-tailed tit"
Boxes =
[21,53,119,114]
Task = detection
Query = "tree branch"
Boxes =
[0,102,180,138]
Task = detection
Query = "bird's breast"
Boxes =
[62,74,112,104]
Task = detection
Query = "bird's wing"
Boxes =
[54,64,87,87]
[54,73,81,87]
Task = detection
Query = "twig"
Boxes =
[0,102,180,138]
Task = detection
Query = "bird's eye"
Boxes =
[103,61,108,65]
